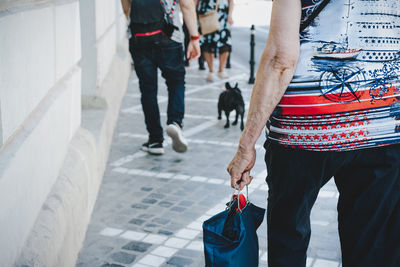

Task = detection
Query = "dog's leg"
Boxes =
[240,112,244,131]
[232,109,239,125]
[224,111,230,128]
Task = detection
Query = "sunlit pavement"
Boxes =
[77,2,342,266]
[76,57,342,266]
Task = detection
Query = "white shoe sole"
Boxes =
[148,147,164,155]
[166,125,188,153]
[141,146,164,155]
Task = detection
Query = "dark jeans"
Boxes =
[130,38,186,142]
[264,141,400,267]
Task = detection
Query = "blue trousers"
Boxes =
[130,39,186,142]
[264,141,400,267]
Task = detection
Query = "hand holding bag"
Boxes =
[203,188,266,267]
[198,0,220,35]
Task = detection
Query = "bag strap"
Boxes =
[161,0,177,20]
[214,0,219,12]
[300,0,330,32]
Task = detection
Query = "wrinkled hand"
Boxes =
[186,39,201,61]
[227,146,256,190]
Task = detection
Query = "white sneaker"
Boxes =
[206,72,214,82]
[218,71,229,79]
[166,123,188,153]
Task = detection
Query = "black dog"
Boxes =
[218,82,245,131]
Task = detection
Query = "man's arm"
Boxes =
[227,0,301,189]
[227,0,234,25]
[180,0,198,35]
[180,0,201,60]
[121,0,131,19]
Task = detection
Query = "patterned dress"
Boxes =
[268,0,400,151]
[198,0,232,54]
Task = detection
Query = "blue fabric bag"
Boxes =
[203,194,266,267]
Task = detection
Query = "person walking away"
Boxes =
[197,0,234,82]
[227,0,400,266]
[122,0,201,155]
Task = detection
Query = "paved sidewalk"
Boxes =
[77,61,342,267]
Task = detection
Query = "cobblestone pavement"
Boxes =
[77,61,342,267]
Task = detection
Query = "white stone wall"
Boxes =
[0,68,81,265]
[95,0,118,88]
[0,2,82,144]
[115,0,128,43]
[0,2,82,264]
[0,0,130,265]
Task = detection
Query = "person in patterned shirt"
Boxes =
[228,0,400,266]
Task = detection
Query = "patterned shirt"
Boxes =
[268,0,400,151]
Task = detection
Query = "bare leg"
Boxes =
[203,52,215,73]
[218,51,230,73]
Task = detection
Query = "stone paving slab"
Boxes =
[77,62,342,267]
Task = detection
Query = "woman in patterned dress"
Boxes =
[197,0,234,82]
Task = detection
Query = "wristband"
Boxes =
[190,34,201,40]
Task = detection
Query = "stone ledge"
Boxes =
[16,39,131,266]
[16,128,98,267]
